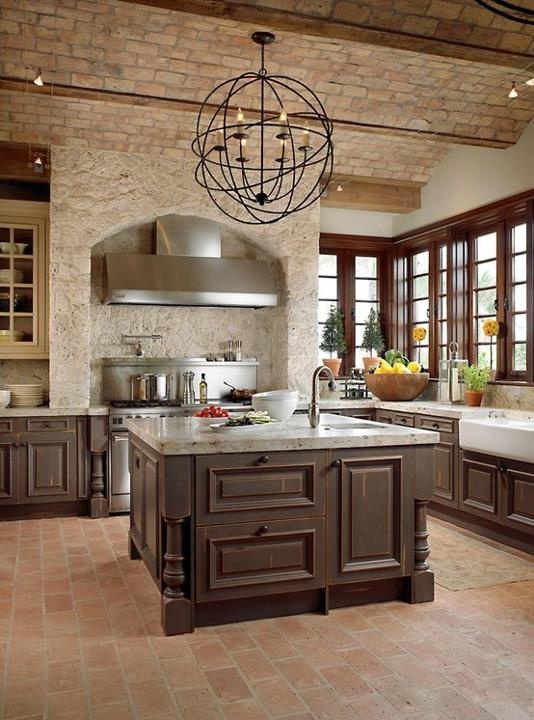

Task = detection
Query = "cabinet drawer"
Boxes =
[0,419,17,433]
[196,517,325,601]
[196,451,326,525]
[26,417,76,432]
[393,413,415,428]
[375,411,393,424]
[419,416,455,434]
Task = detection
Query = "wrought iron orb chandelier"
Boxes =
[474,0,534,25]
[191,31,334,224]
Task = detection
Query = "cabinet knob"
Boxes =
[20,442,27,448]
[257,525,269,535]
[499,466,506,474]
[333,459,342,467]
[432,422,440,430]
[400,418,407,425]
[259,455,269,464]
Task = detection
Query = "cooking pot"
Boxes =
[223,381,256,402]
[130,373,154,401]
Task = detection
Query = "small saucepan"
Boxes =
[223,381,256,402]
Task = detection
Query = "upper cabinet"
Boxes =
[0,200,49,359]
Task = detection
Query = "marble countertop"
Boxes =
[0,405,109,417]
[126,412,439,456]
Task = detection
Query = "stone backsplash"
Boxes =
[49,146,320,407]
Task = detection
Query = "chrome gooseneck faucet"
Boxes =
[309,365,337,428]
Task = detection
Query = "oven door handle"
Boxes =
[112,433,129,441]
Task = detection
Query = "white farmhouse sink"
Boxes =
[459,417,534,464]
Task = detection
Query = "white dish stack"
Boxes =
[4,383,44,407]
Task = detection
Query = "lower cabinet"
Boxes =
[196,517,325,601]
[328,448,412,584]
[460,451,534,536]
[0,416,87,513]
[130,443,160,581]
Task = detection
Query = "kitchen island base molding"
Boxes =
[128,426,437,636]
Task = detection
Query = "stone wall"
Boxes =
[49,146,320,407]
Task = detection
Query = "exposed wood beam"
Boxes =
[0,141,50,183]
[0,78,513,149]
[119,0,534,69]
[322,175,421,213]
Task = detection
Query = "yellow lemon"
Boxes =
[393,362,410,374]
[407,361,421,374]
[379,359,394,373]
[374,365,389,374]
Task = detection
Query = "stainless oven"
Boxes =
[108,405,183,513]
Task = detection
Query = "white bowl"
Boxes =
[14,243,28,255]
[0,390,10,408]
[251,390,298,422]
[0,243,11,254]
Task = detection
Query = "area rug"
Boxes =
[428,518,534,591]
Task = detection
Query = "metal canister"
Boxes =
[153,373,170,402]
[130,374,154,401]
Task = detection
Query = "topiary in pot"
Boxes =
[361,308,385,370]
[320,305,346,377]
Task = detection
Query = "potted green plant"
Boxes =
[320,305,346,377]
[461,364,492,406]
[361,308,385,370]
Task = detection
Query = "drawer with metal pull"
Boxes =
[418,416,455,435]
[25,417,76,432]
[196,450,326,525]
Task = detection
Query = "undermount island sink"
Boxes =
[321,419,382,431]
[459,417,534,464]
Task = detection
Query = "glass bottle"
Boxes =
[199,373,208,404]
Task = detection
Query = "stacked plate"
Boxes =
[4,383,43,407]
[0,269,24,283]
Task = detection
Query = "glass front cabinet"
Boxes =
[0,201,49,359]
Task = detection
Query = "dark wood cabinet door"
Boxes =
[129,443,160,581]
[0,435,20,505]
[196,451,326,525]
[431,433,458,508]
[144,454,159,574]
[21,432,77,502]
[460,452,499,519]
[196,517,325,602]
[501,460,534,536]
[328,449,412,584]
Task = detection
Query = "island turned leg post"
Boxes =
[162,514,193,635]
[88,417,109,519]
[410,499,434,603]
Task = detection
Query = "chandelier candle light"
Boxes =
[192,31,334,224]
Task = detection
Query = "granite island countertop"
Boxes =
[126,412,439,456]
[0,405,109,417]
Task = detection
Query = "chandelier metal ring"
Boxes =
[474,0,534,25]
[191,31,334,224]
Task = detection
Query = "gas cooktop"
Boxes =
[110,400,182,409]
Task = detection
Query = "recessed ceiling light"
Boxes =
[508,82,518,99]
[336,184,343,192]
[526,78,534,86]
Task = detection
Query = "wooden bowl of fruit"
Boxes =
[193,405,230,425]
[364,358,429,401]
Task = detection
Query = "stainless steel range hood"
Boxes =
[102,215,278,307]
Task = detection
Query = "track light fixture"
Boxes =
[32,69,43,86]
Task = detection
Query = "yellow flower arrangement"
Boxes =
[482,319,499,338]
[412,327,427,342]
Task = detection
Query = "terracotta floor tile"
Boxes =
[301,686,356,720]
[221,699,270,720]
[4,681,44,719]
[371,674,436,714]
[161,657,208,690]
[253,629,297,660]
[320,664,374,699]
[47,658,84,693]
[493,674,534,714]
[175,687,223,720]
[426,687,496,720]
[253,676,305,717]
[119,647,161,681]
[129,678,175,717]
[273,616,317,642]
[83,641,120,669]
[47,689,90,720]
[205,666,252,703]
[353,628,406,658]
[215,629,256,652]
[46,635,81,662]
[480,697,533,720]
[76,598,108,619]
[341,647,394,680]
[232,649,278,681]
[45,593,73,613]
[385,652,447,690]
[292,638,341,669]
[348,692,402,719]
[88,668,129,705]
[191,640,233,669]
[90,701,135,720]
[274,656,325,690]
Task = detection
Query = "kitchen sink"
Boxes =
[459,417,534,464]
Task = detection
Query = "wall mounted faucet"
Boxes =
[122,334,163,357]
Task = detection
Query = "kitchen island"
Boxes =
[126,413,439,635]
